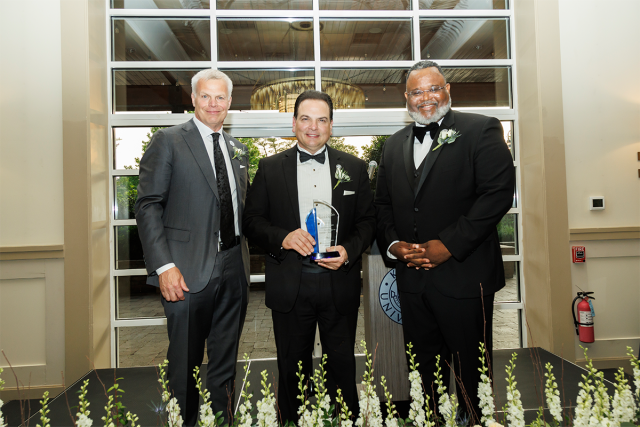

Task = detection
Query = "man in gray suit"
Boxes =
[135,69,250,426]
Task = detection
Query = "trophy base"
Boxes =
[311,251,340,261]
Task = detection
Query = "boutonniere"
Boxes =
[232,146,247,160]
[432,129,461,151]
[333,164,351,189]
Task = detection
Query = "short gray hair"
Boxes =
[406,60,447,84]
[191,69,233,96]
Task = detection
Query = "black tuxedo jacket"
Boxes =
[243,145,376,314]
[375,110,515,298]
[135,119,251,292]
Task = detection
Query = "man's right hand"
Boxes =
[282,228,316,256]
[389,241,428,268]
[159,267,189,302]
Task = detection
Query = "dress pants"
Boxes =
[398,284,494,425]
[162,245,248,427]
[272,272,359,425]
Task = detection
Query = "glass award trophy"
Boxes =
[305,199,340,260]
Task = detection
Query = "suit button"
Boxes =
[414,208,419,212]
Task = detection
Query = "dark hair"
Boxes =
[293,90,334,121]
[406,60,447,84]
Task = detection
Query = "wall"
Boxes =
[0,0,67,399]
[558,0,640,364]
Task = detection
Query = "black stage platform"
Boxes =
[3,348,625,426]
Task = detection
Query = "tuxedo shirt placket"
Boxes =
[296,146,332,251]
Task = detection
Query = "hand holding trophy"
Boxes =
[305,199,340,260]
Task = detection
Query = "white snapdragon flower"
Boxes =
[544,363,562,423]
[612,367,636,424]
[198,403,216,427]
[504,354,524,427]
[355,385,383,427]
[75,413,93,427]
[477,344,496,427]
[574,380,593,427]
[166,397,184,427]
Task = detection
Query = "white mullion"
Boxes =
[110,61,212,69]
[113,219,137,226]
[494,302,523,311]
[417,10,510,18]
[411,0,421,61]
[109,9,210,17]
[318,59,513,68]
[113,168,140,176]
[107,0,118,370]
[217,61,316,69]
[313,0,321,91]
[113,268,148,276]
[318,10,413,19]
[507,207,521,215]
[215,9,314,18]
[250,274,265,283]
[501,255,521,263]
[211,0,217,69]
[114,318,168,328]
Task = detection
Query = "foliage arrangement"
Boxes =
[2,343,640,427]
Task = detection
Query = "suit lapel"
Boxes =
[401,124,415,191]
[327,147,343,218]
[415,110,455,197]
[283,147,301,228]
[183,120,219,201]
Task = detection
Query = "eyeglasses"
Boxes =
[405,86,447,98]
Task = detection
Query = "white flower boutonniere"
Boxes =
[334,164,351,189]
[232,146,247,160]
[432,128,461,151]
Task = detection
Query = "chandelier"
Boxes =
[250,76,365,112]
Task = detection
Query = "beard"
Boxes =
[407,96,452,125]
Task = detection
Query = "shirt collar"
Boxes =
[296,144,327,156]
[414,117,444,128]
[193,117,223,140]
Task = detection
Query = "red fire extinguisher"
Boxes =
[572,291,595,343]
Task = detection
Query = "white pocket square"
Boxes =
[240,165,246,169]
[343,190,355,196]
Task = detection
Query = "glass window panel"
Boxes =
[498,213,517,255]
[112,0,210,8]
[320,0,410,10]
[218,20,314,62]
[113,18,210,61]
[114,69,199,113]
[321,69,405,109]
[116,276,163,319]
[320,20,412,61]
[114,127,164,169]
[495,261,519,302]
[501,120,514,159]
[223,69,314,111]
[420,19,509,60]
[115,225,145,270]
[445,67,511,108]
[114,176,139,220]
[492,309,521,349]
[217,0,311,9]
[117,325,169,368]
[420,0,507,9]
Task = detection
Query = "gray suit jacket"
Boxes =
[135,119,250,292]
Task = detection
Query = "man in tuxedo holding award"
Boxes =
[374,61,515,422]
[135,69,250,426]
[244,90,376,424]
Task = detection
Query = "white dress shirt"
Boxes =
[156,118,240,275]
[387,118,444,259]
[296,145,333,252]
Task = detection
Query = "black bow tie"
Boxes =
[413,123,439,143]
[298,148,326,164]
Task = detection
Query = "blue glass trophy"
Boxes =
[305,199,340,260]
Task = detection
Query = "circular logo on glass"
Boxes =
[379,268,402,325]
